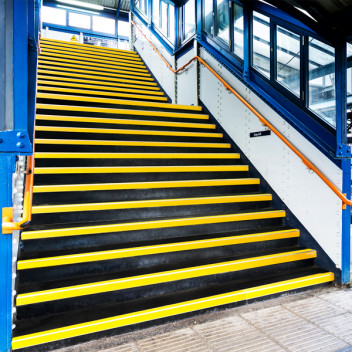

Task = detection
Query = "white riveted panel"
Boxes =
[199,47,342,268]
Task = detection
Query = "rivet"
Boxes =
[339,145,342,149]
[17,132,25,139]
[339,151,342,155]
[16,142,24,148]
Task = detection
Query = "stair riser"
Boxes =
[30,202,272,226]
[32,185,260,205]
[16,258,314,321]
[33,171,250,185]
[20,218,285,256]
[18,238,299,285]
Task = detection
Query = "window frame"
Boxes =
[181,0,196,44]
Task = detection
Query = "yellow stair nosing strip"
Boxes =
[40,38,138,55]
[40,41,139,58]
[31,194,271,214]
[35,115,213,129]
[37,87,167,101]
[39,45,140,60]
[37,70,158,86]
[37,80,163,95]
[33,165,249,175]
[16,249,316,306]
[34,152,238,159]
[39,53,146,69]
[36,93,203,111]
[37,75,160,90]
[38,59,149,74]
[11,272,334,349]
[33,178,260,193]
[38,65,154,80]
[39,49,144,65]
[21,210,284,240]
[34,139,231,148]
[35,104,208,120]
[17,229,299,270]
[35,126,221,138]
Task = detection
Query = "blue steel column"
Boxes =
[242,2,250,80]
[0,154,16,352]
[335,40,350,284]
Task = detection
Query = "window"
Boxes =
[252,11,270,78]
[69,12,91,29]
[203,0,214,35]
[182,0,196,42]
[169,5,175,43]
[93,16,115,35]
[276,26,300,96]
[118,21,130,38]
[216,0,229,45]
[233,4,243,59]
[161,1,168,34]
[152,0,160,28]
[155,0,174,45]
[308,38,336,127]
[347,43,352,103]
[134,0,148,17]
[42,6,66,26]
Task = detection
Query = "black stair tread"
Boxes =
[13,266,328,336]
[17,245,308,293]
[22,206,280,232]
[19,225,293,259]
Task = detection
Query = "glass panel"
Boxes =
[169,4,175,43]
[183,0,196,42]
[42,6,66,26]
[347,43,352,101]
[118,20,130,38]
[203,0,214,35]
[152,0,160,28]
[69,12,91,29]
[233,4,243,59]
[276,26,300,96]
[216,0,229,45]
[252,11,270,78]
[308,38,336,127]
[161,1,168,36]
[93,16,115,35]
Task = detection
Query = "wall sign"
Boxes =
[250,130,271,138]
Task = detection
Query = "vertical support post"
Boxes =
[196,0,202,41]
[335,40,351,284]
[0,154,16,352]
[242,2,250,80]
[194,39,199,106]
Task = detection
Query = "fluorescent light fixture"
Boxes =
[57,0,104,10]
[294,6,317,22]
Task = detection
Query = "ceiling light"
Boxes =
[57,0,104,10]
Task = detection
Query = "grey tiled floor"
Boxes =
[56,287,352,352]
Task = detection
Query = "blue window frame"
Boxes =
[181,0,196,43]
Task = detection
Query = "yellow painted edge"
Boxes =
[32,194,271,214]
[11,272,334,349]
[33,178,259,193]
[37,80,163,95]
[35,125,221,138]
[21,210,284,240]
[35,104,209,120]
[33,165,248,175]
[37,75,160,90]
[34,139,231,148]
[35,115,213,129]
[37,70,157,86]
[17,229,299,270]
[38,65,154,80]
[36,93,203,111]
[40,37,138,54]
[37,87,167,101]
[16,249,315,306]
[38,57,148,72]
[34,152,237,159]
[39,53,146,68]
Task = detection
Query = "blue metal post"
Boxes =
[0,154,16,352]
[242,2,250,80]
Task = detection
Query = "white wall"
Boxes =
[131,18,343,269]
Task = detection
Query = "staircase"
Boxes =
[12,38,334,351]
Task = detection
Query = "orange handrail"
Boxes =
[131,20,352,207]
[2,155,35,232]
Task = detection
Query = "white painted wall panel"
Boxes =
[199,48,342,268]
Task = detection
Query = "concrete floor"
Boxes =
[54,286,352,352]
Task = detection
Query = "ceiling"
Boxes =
[74,0,130,12]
